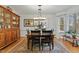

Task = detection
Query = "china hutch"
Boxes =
[0,5,20,49]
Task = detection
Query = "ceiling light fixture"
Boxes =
[34,5,46,20]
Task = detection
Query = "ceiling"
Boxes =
[9,5,76,15]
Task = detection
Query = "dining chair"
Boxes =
[30,30,40,51]
[41,30,54,50]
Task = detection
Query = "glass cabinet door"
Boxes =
[12,15,16,28]
[0,7,4,29]
[16,17,19,27]
[12,15,18,28]
[5,11,11,29]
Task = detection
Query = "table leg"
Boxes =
[39,42,41,51]
[39,37,41,51]
[27,39,30,49]
[52,42,54,49]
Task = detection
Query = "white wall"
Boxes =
[20,14,56,37]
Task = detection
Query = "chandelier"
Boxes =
[34,5,46,20]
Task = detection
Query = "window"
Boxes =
[69,14,76,32]
[76,13,79,33]
[59,17,64,31]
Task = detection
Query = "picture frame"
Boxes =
[24,19,34,27]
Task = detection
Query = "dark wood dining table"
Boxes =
[27,33,54,50]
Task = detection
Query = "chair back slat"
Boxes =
[31,30,40,40]
[31,30,40,35]
[42,30,53,35]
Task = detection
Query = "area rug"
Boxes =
[13,39,69,53]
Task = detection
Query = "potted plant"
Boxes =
[72,32,77,39]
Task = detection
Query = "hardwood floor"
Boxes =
[59,38,79,53]
[0,37,79,53]
[0,37,27,53]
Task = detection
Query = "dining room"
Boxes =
[1,5,79,53]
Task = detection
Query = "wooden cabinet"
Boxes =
[0,5,20,49]
[16,29,20,39]
[5,30,12,45]
[11,30,17,41]
[0,33,5,48]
